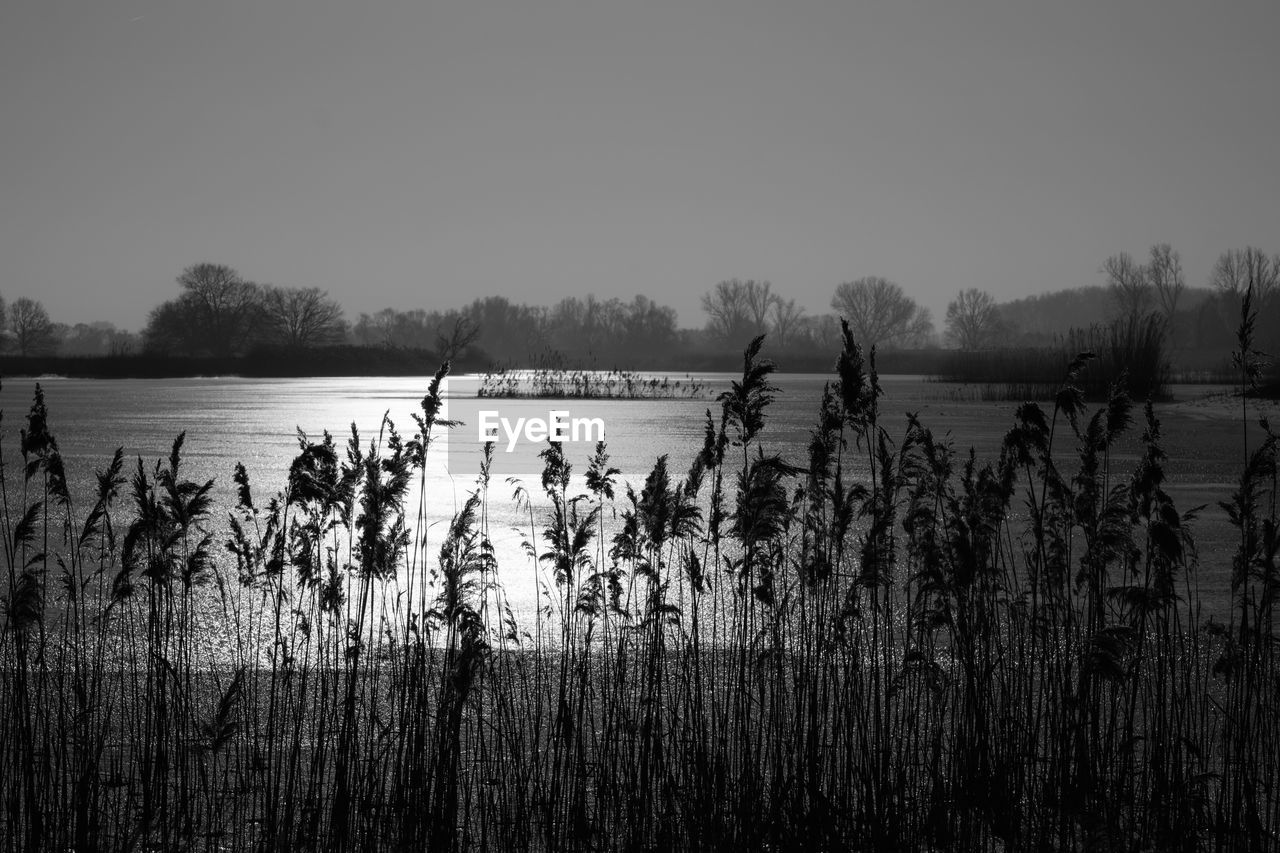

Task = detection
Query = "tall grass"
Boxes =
[939,313,1172,401]
[0,312,1276,851]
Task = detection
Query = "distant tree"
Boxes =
[399,309,439,349]
[1210,246,1278,305]
[0,295,7,332]
[59,321,127,356]
[108,329,139,356]
[144,263,263,355]
[543,294,678,363]
[354,308,454,350]
[8,297,58,356]
[997,284,1217,348]
[143,300,192,354]
[464,296,547,361]
[178,263,262,355]
[1146,244,1185,345]
[769,297,805,349]
[701,280,754,344]
[902,308,936,348]
[435,313,481,361]
[260,285,347,348]
[945,288,999,350]
[742,280,777,336]
[352,308,400,348]
[830,277,932,350]
[800,314,842,351]
[1103,252,1153,321]
[619,295,679,354]
[548,296,607,355]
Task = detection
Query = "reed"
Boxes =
[477,366,705,400]
[0,312,1275,850]
[939,313,1172,402]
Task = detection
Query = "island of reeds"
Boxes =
[1,308,1278,851]
[477,365,706,399]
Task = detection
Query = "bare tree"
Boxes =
[802,314,842,351]
[144,263,264,356]
[620,295,679,353]
[108,329,138,356]
[354,308,444,349]
[8,297,58,356]
[1211,246,1278,305]
[769,297,805,349]
[1103,252,1153,321]
[260,285,347,348]
[1146,244,1185,344]
[352,309,398,348]
[464,296,548,361]
[700,279,754,343]
[742,280,777,336]
[830,277,932,350]
[901,308,935,348]
[944,288,999,350]
[59,321,127,356]
[545,295,679,361]
[549,296,608,355]
[180,263,263,355]
[435,313,481,361]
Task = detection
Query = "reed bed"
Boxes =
[477,366,705,399]
[1,307,1277,851]
[938,313,1172,402]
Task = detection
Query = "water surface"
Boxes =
[2,373,1264,620]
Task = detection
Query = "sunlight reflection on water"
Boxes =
[1,373,1250,620]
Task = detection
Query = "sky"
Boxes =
[2,0,1278,333]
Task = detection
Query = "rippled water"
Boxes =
[1,372,1258,619]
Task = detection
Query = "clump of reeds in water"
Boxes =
[939,312,1172,401]
[0,305,1277,851]
[477,365,705,399]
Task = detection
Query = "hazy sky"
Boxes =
[2,0,1277,332]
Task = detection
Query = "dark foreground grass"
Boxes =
[2,311,1278,851]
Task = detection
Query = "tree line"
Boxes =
[695,246,1278,363]
[5,245,1276,369]
[996,245,1280,358]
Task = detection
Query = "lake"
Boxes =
[2,371,1269,621]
